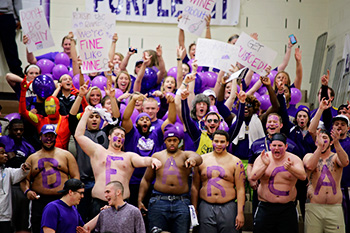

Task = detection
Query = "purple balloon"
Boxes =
[187,59,202,72]
[4,113,21,121]
[68,70,74,78]
[152,66,159,73]
[167,66,177,79]
[253,92,261,99]
[258,86,268,95]
[52,64,69,80]
[54,52,70,67]
[210,105,218,113]
[72,74,91,89]
[194,73,203,94]
[115,88,124,99]
[204,72,218,88]
[290,88,302,105]
[91,75,107,90]
[165,92,175,98]
[249,73,260,89]
[32,74,56,99]
[129,75,136,93]
[141,68,157,94]
[268,70,278,85]
[162,111,182,123]
[197,72,208,88]
[36,59,55,74]
[258,94,271,111]
[101,90,106,98]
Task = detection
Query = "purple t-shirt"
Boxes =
[125,126,164,184]
[41,199,84,233]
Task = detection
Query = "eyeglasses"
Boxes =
[207,119,219,124]
[74,191,84,196]
[246,103,253,108]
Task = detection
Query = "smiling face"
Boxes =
[116,73,130,93]
[87,113,101,131]
[162,76,176,93]
[113,54,122,66]
[60,74,72,90]
[270,140,287,160]
[26,67,40,82]
[182,63,190,77]
[41,132,56,150]
[212,134,229,154]
[189,44,196,59]
[205,113,220,135]
[109,128,125,150]
[266,114,282,136]
[225,81,232,100]
[62,38,71,54]
[89,89,101,106]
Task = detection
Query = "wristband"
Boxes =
[182,82,188,87]
[24,189,31,196]
[177,58,181,61]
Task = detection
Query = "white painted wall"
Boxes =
[1,0,346,100]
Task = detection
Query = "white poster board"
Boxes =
[76,26,110,74]
[234,32,277,76]
[178,0,217,36]
[72,11,116,40]
[196,38,238,72]
[19,6,55,53]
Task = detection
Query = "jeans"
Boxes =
[148,196,190,233]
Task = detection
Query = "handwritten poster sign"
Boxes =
[178,0,217,36]
[72,12,116,40]
[196,38,237,72]
[19,6,54,53]
[234,32,278,76]
[76,26,110,74]
[86,0,240,26]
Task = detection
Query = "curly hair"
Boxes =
[245,95,261,114]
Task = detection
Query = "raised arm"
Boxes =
[19,77,39,125]
[176,46,185,87]
[293,47,302,89]
[133,54,152,92]
[74,107,103,157]
[23,35,38,64]
[108,33,118,63]
[120,46,136,71]
[121,93,146,133]
[303,133,323,171]
[205,15,211,39]
[156,45,166,84]
[332,129,350,167]
[69,80,90,116]
[283,156,306,181]
[250,150,269,182]
[308,98,331,140]
[67,32,80,77]
[277,37,295,72]
[104,80,120,118]
[161,94,176,132]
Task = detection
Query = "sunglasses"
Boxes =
[207,119,219,124]
[246,103,253,108]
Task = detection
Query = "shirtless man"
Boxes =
[191,130,245,233]
[303,129,349,233]
[75,107,162,218]
[21,124,79,233]
[250,133,306,233]
[138,124,202,233]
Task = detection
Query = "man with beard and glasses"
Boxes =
[138,124,202,233]
[250,133,306,233]
[0,119,35,233]
[21,124,79,233]
[75,107,162,218]
[121,93,176,207]
[191,130,245,233]
[303,129,349,233]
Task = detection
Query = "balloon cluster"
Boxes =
[36,52,71,81]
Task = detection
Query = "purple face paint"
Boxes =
[314,165,337,195]
[105,155,124,184]
[113,136,125,144]
[268,166,290,196]
[162,157,183,186]
[207,166,226,197]
[38,158,61,189]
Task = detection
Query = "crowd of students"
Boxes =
[0,14,350,233]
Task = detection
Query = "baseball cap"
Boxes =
[40,124,57,135]
[58,179,85,194]
[332,115,349,126]
[203,89,216,98]
[163,124,183,141]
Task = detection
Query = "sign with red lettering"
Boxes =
[178,0,217,36]
[234,32,278,76]
[196,38,237,72]
[76,26,110,74]
[19,6,55,53]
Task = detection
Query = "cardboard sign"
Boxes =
[178,0,217,36]
[76,26,110,74]
[20,6,55,53]
[196,38,237,72]
[234,32,277,76]
[72,11,116,40]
